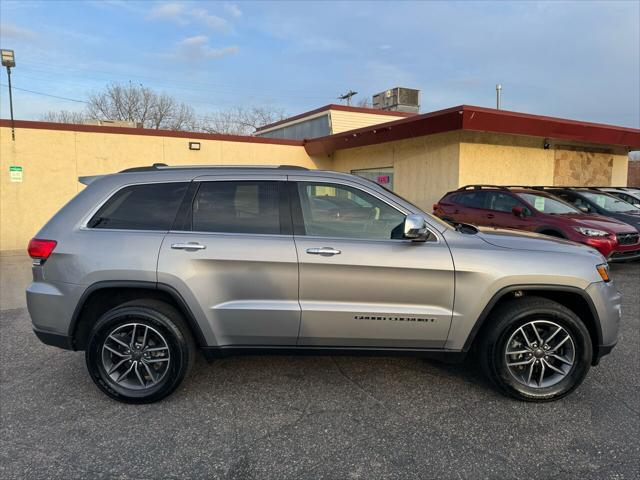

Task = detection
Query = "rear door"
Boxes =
[289,175,455,349]
[157,175,300,347]
[454,191,493,225]
[484,191,532,230]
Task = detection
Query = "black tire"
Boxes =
[479,297,592,402]
[86,299,195,404]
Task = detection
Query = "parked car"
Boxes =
[28,166,620,403]
[433,185,640,261]
[542,187,640,237]
[593,187,640,208]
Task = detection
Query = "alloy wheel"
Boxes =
[101,322,171,390]
[504,320,575,388]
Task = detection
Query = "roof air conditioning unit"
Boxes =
[372,87,420,113]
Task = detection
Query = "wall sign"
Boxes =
[9,165,23,183]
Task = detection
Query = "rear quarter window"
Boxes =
[88,182,188,230]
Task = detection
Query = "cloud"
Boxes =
[170,35,238,61]
[0,23,39,42]
[224,3,242,18]
[149,2,188,24]
[148,2,232,33]
[190,8,229,33]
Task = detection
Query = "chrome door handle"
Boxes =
[171,242,206,250]
[306,247,341,256]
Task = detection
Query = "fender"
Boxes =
[461,283,603,352]
[68,280,208,349]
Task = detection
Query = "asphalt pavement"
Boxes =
[1,254,638,479]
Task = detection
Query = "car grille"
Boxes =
[617,233,640,245]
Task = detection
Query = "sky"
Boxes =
[0,0,638,127]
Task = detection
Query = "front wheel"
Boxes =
[85,300,195,404]
[479,297,592,402]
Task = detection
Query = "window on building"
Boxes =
[296,182,405,239]
[192,181,281,234]
[88,182,188,230]
[351,167,395,191]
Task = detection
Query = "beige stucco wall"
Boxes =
[611,154,629,186]
[458,132,556,187]
[0,126,318,251]
[331,131,461,211]
[329,110,408,134]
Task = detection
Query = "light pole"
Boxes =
[496,84,502,110]
[1,49,16,141]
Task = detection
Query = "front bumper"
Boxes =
[585,280,622,364]
[592,342,617,365]
[607,248,640,262]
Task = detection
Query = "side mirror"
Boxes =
[512,206,525,218]
[578,205,589,213]
[403,214,429,242]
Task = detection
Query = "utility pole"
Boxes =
[1,49,16,141]
[338,90,358,106]
[496,84,502,110]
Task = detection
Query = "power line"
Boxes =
[0,83,88,104]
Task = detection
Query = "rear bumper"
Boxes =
[33,328,74,350]
[27,280,83,349]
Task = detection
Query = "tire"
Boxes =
[85,299,195,404]
[479,297,592,402]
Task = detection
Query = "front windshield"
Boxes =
[517,193,580,214]
[580,191,640,212]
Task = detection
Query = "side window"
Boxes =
[192,181,281,234]
[88,182,188,230]
[557,193,593,212]
[457,191,489,209]
[296,182,405,240]
[486,192,521,212]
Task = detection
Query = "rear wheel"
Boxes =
[479,297,592,401]
[86,299,195,404]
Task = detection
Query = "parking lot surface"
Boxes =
[1,255,638,479]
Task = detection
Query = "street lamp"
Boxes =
[1,49,16,141]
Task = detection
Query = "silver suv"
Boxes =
[26,165,621,403]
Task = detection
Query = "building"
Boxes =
[1,104,639,251]
[254,104,414,140]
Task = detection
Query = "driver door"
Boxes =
[289,176,455,349]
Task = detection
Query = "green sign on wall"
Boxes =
[9,165,23,183]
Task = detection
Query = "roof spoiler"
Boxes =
[78,175,105,186]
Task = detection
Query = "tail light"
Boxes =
[433,203,439,212]
[28,238,57,261]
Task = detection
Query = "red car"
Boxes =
[434,186,640,261]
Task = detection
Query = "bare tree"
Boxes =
[41,110,86,124]
[356,97,372,108]
[42,83,286,135]
[85,83,197,130]
[200,106,287,135]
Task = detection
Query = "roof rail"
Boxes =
[456,184,509,191]
[119,164,308,173]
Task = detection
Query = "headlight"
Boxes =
[574,227,610,237]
